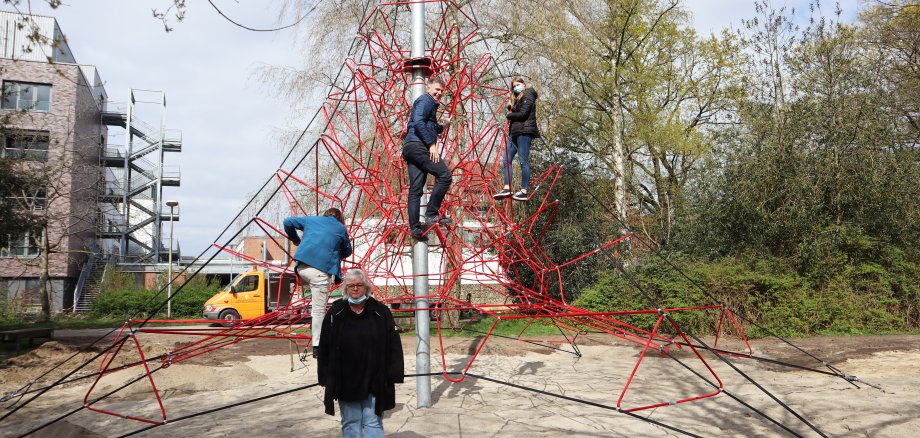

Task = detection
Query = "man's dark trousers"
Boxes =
[402,140,452,231]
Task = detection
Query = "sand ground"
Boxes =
[1,330,919,437]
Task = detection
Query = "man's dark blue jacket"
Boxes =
[404,92,443,146]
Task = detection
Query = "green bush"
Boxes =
[91,270,221,320]
[0,295,26,326]
[572,253,916,338]
[165,275,220,318]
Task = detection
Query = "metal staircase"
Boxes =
[97,89,182,263]
[74,257,109,313]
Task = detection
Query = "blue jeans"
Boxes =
[402,141,452,230]
[339,394,383,438]
[503,134,533,190]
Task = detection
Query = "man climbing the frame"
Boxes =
[283,207,352,358]
[402,76,453,241]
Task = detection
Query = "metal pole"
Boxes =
[410,0,431,409]
[166,200,178,318]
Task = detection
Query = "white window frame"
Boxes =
[9,188,46,212]
[1,231,42,258]
[2,81,52,111]
[0,130,50,161]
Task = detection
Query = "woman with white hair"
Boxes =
[317,268,404,438]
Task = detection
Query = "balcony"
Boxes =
[160,204,180,222]
[97,215,126,238]
[162,165,181,187]
[100,101,128,126]
[163,129,182,153]
[98,181,126,201]
[100,146,126,167]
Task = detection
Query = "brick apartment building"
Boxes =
[0,12,106,312]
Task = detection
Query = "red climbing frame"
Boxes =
[85,0,754,423]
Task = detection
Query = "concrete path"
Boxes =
[2,333,918,437]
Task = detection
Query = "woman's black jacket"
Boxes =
[507,87,541,138]
[317,297,404,416]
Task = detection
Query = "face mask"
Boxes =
[347,294,368,305]
[513,84,524,94]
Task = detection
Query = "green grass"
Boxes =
[0,314,123,331]
[393,314,575,338]
[0,313,208,331]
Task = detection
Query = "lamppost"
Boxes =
[409,0,431,409]
[166,200,178,318]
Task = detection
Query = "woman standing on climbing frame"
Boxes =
[493,75,541,202]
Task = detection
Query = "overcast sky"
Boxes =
[21,0,859,257]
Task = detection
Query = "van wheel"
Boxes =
[219,309,241,327]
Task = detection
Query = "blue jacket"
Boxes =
[283,216,352,279]
[404,92,443,146]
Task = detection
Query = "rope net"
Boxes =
[2,2,860,436]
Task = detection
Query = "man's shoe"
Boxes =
[492,188,512,200]
[423,215,453,226]
[512,190,530,201]
[312,346,319,359]
[410,227,429,241]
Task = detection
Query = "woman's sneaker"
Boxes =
[492,188,512,200]
[512,190,530,201]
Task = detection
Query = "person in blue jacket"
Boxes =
[283,207,352,358]
[402,76,453,241]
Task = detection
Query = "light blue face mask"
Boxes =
[513,84,524,94]
[347,294,368,305]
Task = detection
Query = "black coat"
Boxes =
[507,87,541,138]
[317,297,404,416]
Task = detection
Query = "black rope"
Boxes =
[670,341,845,378]
[18,337,149,437]
[459,326,581,356]
[118,383,322,437]
[222,371,701,437]
[2,350,167,404]
[2,336,245,404]
[596,247,829,438]
[207,0,313,32]
[548,315,584,357]
[128,0,380,330]
[565,168,859,387]
[14,406,84,438]
[433,371,703,435]
[661,343,807,437]
[13,365,786,438]
[25,335,238,437]
[1,335,126,422]
[463,372,702,437]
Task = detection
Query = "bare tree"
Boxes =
[1,93,101,321]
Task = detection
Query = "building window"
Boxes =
[1,232,42,257]
[31,188,46,211]
[1,130,50,161]
[9,187,46,212]
[2,81,52,111]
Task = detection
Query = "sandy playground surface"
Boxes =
[1,329,920,437]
